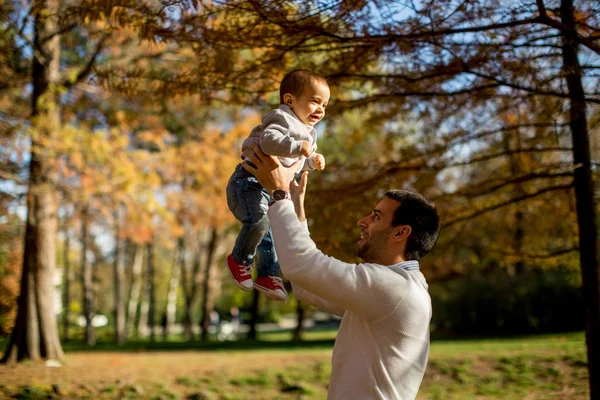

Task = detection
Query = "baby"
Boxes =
[225,69,330,301]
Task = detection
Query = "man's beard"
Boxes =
[356,227,393,263]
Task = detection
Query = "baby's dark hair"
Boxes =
[279,69,328,104]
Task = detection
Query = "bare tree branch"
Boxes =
[536,0,600,55]
[444,184,573,227]
[40,23,77,44]
[432,170,574,200]
[0,170,25,185]
[62,34,109,89]
[489,246,578,259]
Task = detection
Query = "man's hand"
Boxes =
[300,141,312,157]
[311,153,326,171]
[242,144,301,193]
[290,171,308,221]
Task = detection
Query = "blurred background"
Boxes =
[0,0,598,399]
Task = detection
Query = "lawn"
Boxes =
[0,331,589,399]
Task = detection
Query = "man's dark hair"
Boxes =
[280,69,328,104]
[385,190,441,261]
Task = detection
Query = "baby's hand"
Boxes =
[312,153,326,171]
[300,141,312,157]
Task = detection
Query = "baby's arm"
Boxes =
[308,153,325,171]
[241,136,259,154]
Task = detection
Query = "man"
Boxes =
[242,144,441,400]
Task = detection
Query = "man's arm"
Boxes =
[289,200,346,317]
[267,201,410,322]
[291,282,345,317]
[242,146,410,322]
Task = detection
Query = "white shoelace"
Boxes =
[240,264,252,277]
[268,276,283,289]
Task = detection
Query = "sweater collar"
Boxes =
[392,260,420,271]
[390,260,426,289]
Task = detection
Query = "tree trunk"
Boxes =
[503,126,526,276]
[247,290,260,340]
[81,205,95,346]
[62,221,70,341]
[126,244,143,338]
[164,244,182,338]
[147,242,156,342]
[180,238,192,340]
[561,0,600,397]
[181,235,202,341]
[1,0,64,364]
[200,227,218,341]
[113,207,126,345]
[1,241,39,363]
[292,301,305,341]
[137,262,150,338]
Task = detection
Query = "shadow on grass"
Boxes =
[59,338,336,353]
[1,330,584,355]
[0,326,338,354]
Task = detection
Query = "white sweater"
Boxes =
[268,200,432,400]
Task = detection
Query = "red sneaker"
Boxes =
[226,254,253,290]
[254,276,288,301]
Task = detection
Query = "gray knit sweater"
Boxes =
[241,105,318,171]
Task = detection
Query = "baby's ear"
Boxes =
[283,93,294,107]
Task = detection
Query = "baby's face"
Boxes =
[287,81,330,127]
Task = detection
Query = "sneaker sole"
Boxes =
[254,283,288,301]
[226,259,254,291]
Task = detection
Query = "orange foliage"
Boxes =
[0,230,22,335]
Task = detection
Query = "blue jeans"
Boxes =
[226,164,280,277]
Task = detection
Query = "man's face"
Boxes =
[287,81,330,127]
[356,197,400,263]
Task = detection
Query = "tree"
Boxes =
[2,0,65,363]
[146,242,156,342]
[80,204,94,346]
[126,243,144,338]
[291,300,306,341]
[199,227,218,341]
[112,206,127,344]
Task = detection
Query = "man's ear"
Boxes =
[392,225,411,242]
[283,93,294,107]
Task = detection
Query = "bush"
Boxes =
[430,267,584,336]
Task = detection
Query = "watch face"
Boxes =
[272,190,288,201]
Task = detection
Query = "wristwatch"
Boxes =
[269,189,291,206]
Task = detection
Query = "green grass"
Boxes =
[421,332,588,400]
[0,331,590,399]
[430,331,585,355]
